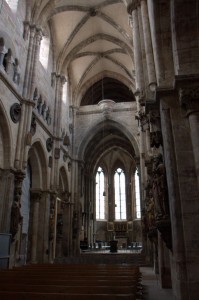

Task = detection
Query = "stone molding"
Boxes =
[127,0,141,14]
[179,87,199,114]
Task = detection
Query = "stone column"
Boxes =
[22,25,36,98]
[140,0,157,90]
[129,7,144,92]
[38,191,51,263]
[0,169,15,233]
[30,191,41,263]
[147,0,164,85]
[61,191,71,256]
[179,87,199,188]
[160,102,188,300]
[28,28,43,100]
[22,99,35,169]
[53,74,66,137]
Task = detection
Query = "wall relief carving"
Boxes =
[10,103,21,123]
[46,138,53,152]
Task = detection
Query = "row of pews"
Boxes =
[0,263,143,299]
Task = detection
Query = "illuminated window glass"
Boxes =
[5,0,18,12]
[96,167,105,220]
[135,169,141,218]
[114,168,126,220]
[39,36,50,70]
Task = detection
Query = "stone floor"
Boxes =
[141,267,174,300]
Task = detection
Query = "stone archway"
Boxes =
[54,166,71,257]
[24,141,49,263]
[0,101,14,237]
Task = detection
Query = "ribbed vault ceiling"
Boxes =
[29,0,135,105]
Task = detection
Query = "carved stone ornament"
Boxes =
[135,111,149,131]
[63,153,68,162]
[33,87,38,101]
[179,87,199,112]
[46,137,53,152]
[68,161,71,172]
[127,0,141,14]
[30,115,36,136]
[10,103,21,123]
[63,134,70,146]
[10,171,25,240]
[150,131,162,148]
[69,123,73,134]
[54,148,60,159]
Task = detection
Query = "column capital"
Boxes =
[30,189,42,202]
[179,87,199,115]
[35,28,43,44]
[127,0,141,15]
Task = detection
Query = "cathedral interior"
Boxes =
[0,0,199,299]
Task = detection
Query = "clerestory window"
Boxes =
[96,167,105,220]
[39,36,50,70]
[5,0,18,12]
[114,168,126,220]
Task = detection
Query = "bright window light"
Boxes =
[39,36,50,70]
[5,0,18,12]
[114,168,126,220]
[135,169,141,218]
[96,167,105,220]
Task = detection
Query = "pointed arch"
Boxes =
[28,140,48,190]
[59,166,69,194]
[76,71,135,106]
[78,119,139,161]
[0,99,12,168]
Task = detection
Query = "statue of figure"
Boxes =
[37,95,42,114]
[41,101,47,119]
[152,154,168,220]
[10,201,22,239]
[13,58,20,85]
[33,87,38,102]
[46,107,51,125]
[3,48,12,73]
[146,191,156,228]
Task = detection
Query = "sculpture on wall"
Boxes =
[10,171,24,240]
[37,95,42,114]
[30,115,36,136]
[150,131,162,148]
[152,154,169,220]
[46,137,53,152]
[13,58,20,85]
[3,48,12,73]
[10,201,22,240]
[10,103,21,123]
[33,87,38,102]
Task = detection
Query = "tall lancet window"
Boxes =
[135,169,141,219]
[114,168,126,220]
[96,167,105,220]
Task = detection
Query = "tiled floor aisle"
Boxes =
[141,267,174,300]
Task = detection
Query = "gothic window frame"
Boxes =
[95,166,105,220]
[135,169,141,219]
[114,167,127,221]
